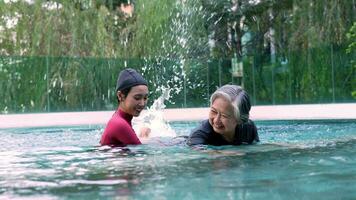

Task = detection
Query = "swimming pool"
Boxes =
[1,120,356,199]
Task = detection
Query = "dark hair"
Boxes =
[117,87,131,103]
[120,87,131,97]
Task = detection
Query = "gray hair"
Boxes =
[210,84,251,123]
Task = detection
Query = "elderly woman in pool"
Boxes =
[187,84,259,146]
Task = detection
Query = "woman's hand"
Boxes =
[139,126,151,138]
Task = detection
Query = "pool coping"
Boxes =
[0,103,355,129]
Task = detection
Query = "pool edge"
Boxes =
[1,103,355,129]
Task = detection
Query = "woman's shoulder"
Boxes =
[187,120,214,146]
[192,120,213,134]
[235,119,259,144]
[244,119,257,129]
[106,113,131,130]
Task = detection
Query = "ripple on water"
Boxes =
[0,120,355,199]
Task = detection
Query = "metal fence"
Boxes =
[0,46,354,113]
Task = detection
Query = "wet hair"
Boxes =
[120,87,131,97]
[117,87,131,103]
[210,84,251,123]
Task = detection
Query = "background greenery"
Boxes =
[0,0,355,113]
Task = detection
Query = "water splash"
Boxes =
[133,87,176,138]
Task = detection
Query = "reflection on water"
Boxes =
[0,120,356,199]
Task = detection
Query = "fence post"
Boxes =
[218,58,222,87]
[331,44,335,103]
[252,56,256,105]
[46,56,50,112]
[207,60,210,106]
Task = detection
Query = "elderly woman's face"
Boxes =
[209,97,238,138]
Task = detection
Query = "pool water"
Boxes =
[1,120,356,199]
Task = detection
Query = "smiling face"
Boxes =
[208,97,238,141]
[118,85,149,117]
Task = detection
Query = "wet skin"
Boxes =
[118,85,149,117]
[208,97,238,142]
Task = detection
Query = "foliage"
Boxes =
[346,22,356,99]
[0,0,355,113]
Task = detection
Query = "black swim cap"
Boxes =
[116,68,148,91]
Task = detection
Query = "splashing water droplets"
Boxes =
[133,87,176,138]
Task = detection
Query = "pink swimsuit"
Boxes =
[100,109,141,146]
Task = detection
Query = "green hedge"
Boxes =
[0,45,354,113]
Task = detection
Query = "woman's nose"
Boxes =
[138,99,146,106]
[214,113,222,124]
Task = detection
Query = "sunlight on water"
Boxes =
[258,120,356,149]
[1,0,355,199]
[0,120,356,199]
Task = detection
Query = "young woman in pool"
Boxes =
[100,68,150,147]
[187,84,259,146]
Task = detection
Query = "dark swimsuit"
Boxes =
[187,119,259,146]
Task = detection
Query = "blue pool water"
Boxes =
[1,120,356,199]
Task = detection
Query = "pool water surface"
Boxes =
[0,120,356,199]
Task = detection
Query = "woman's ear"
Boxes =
[117,91,124,102]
